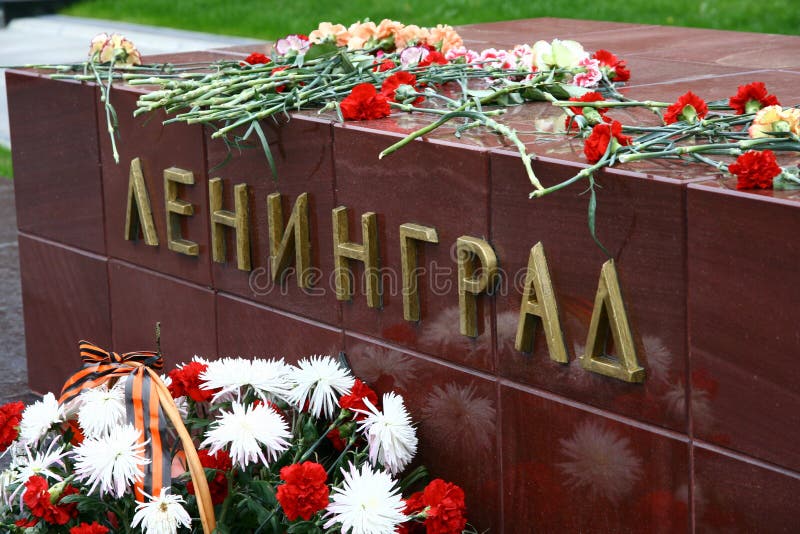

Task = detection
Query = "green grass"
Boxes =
[0,146,12,180]
[61,0,799,40]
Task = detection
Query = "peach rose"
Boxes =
[395,24,429,51]
[347,20,378,50]
[376,18,404,41]
[95,33,141,65]
[309,22,351,47]
[88,33,109,57]
[748,105,800,138]
[425,24,463,54]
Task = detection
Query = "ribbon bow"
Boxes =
[60,341,215,534]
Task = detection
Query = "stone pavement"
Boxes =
[0,14,263,146]
[0,16,261,404]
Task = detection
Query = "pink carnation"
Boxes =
[573,58,602,88]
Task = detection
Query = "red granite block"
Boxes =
[18,235,111,393]
[345,334,500,531]
[100,87,212,286]
[687,180,800,471]
[334,124,493,372]
[216,292,342,361]
[501,383,690,531]
[693,445,800,532]
[108,260,217,368]
[206,115,340,325]
[492,151,689,432]
[6,71,105,254]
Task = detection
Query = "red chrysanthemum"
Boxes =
[0,401,24,452]
[380,71,423,105]
[340,83,391,120]
[276,461,329,521]
[419,50,448,67]
[663,91,708,124]
[728,150,781,190]
[374,59,397,72]
[187,449,232,505]
[338,379,379,420]
[243,52,270,65]
[70,522,110,534]
[583,120,632,163]
[592,49,630,82]
[565,91,611,130]
[405,479,467,534]
[729,82,780,115]
[168,361,216,403]
[22,476,79,526]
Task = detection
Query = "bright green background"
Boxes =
[62,0,799,38]
[0,146,12,180]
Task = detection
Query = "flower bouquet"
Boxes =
[0,342,475,533]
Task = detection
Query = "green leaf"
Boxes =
[304,42,339,62]
[588,183,612,258]
[250,120,279,180]
[774,169,800,190]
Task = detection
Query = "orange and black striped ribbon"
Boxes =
[60,341,170,502]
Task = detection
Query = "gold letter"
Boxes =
[399,223,439,322]
[457,236,498,337]
[332,206,380,308]
[267,192,312,288]
[209,178,251,271]
[579,259,645,382]
[124,157,158,246]
[164,167,198,256]
[515,242,568,362]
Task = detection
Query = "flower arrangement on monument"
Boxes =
[24,19,800,248]
[0,342,474,533]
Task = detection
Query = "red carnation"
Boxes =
[276,461,329,521]
[663,91,708,124]
[326,427,347,451]
[339,379,379,420]
[70,522,110,534]
[168,361,216,403]
[22,476,79,526]
[729,82,780,115]
[340,83,391,120]
[728,150,781,190]
[374,59,396,72]
[243,52,270,65]
[187,449,232,505]
[565,91,611,130]
[419,50,448,67]
[0,401,24,452]
[592,49,630,82]
[583,120,632,163]
[381,71,423,105]
[404,479,467,534]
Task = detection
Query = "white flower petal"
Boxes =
[325,462,407,534]
[72,424,149,498]
[131,489,192,534]
[357,392,417,475]
[286,355,355,419]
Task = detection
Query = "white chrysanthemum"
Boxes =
[18,393,63,444]
[324,462,407,534]
[77,383,127,439]
[131,489,192,534]
[286,356,355,419]
[201,357,291,402]
[357,393,417,475]
[10,439,67,485]
[200,401,290,469]
[557,420,642,502]
[422,382,496,454]
[72,424,149,498]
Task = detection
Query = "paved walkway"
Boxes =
[0,14,262,146]
[0,16,260,404]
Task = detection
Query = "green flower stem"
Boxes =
[530,157,609,199]
[552,100,671,109]
[618,137,786,163]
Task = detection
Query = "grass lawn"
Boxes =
[62,0,799,39]
[0,146,12,180]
